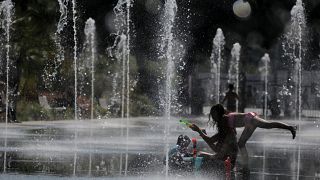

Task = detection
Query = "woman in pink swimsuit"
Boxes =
[209,104,297,170]
[189,112,238,170]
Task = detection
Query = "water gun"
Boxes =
[224,156,231,180]
[192,138,197,158]
[179,119,192,127]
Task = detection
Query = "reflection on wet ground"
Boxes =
[0,116,320,179]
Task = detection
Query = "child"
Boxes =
[166,135,193,172]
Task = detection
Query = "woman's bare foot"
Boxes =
[290,125,297,139]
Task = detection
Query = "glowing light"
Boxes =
[233,0,251,18]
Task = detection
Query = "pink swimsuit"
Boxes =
[227,112,257,128]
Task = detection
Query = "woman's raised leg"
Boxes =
[253,117,296,139]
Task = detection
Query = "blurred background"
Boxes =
[0,0,319,121]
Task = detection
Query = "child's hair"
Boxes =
[208,104,229,140]
[176,135,191,147]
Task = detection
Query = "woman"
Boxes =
[189,105,238,170]
[208,104,297,170]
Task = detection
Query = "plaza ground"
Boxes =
[0,110,320,179]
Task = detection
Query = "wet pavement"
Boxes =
[0,115,320,179]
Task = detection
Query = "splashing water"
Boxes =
[282,0,306,179]
[78,18,96,120]
[56,0,69,34]
[259,53,271,180]
[172,0,190,115]
[45,0,69,88]
[158,0,177,176]
[282,0,306,118]
[0,0,14,173]
[84,18,96,120]
[72,0,78,176]
[259,53,270,119]
[210,28,225,104]
[229,42,241,111]
[108,33,127,117]
[108,0,132,175]
[81,18,96,175]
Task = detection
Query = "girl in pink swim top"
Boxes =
[210,104,297,170]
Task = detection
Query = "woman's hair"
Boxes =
[208,104,226,125]
[208,104,229,141]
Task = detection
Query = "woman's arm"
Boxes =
[204,134,220,152]
[190,124,220,152]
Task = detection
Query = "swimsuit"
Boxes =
[227,112,257,128]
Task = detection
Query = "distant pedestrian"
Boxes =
[222,84,239,112]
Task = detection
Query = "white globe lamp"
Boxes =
[233,0,252,18]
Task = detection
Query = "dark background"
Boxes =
[5,0,320,118]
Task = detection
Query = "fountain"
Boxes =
[259,53,270,118]
[158,0,177,176]
[210,28,225,104]
[0,0,13,173]
[259,53,270,180]
[55,0,69,64]
[85,18,96,121]
[43,0,69,89]
[78,18,96,120]
[229,42,241,111]
[79,17,96,175]
[71,0,79,176]
[108,0,132,175]
[282,0,306,118]
[282,0,306,178]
